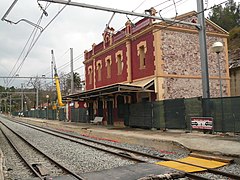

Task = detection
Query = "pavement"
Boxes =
[3,116,238,159]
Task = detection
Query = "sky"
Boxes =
[0,0,233,89]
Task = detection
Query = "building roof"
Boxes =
[229,60,240,69]
[64,78,154,100]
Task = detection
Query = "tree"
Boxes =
[208,0,240,31]
[229,26,240,50]
[68,72,81,89]
[59,72,82,95]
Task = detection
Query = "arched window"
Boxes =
[105,55,112,78]
[137,41,147,69]
[96,60,102,81]
[106,59,111,78]
[115,51,123,75]
[88,66,93,84]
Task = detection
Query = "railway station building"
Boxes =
[66,10,230,126]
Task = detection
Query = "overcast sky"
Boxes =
[0,0,232,88]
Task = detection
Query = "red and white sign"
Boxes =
[191,117,213,130]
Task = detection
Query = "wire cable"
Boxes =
[7,2,69,87]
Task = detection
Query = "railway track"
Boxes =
[2,118,240,180]
[0,121,85,180]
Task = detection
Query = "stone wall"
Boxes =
[162,78,228,99]
[161,29,229,98]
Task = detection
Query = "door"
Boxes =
[98,100,103,117]
[88,102,94,121]
[107,101,113,125]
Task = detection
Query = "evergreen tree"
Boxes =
[208,0,240,31]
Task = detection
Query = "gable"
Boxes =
[158,11,228,35]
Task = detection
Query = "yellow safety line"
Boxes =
[156,156,228,173]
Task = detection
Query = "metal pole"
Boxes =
[51,60,54,90]
[36,85,39,109]
[217,52,224,132]
[1,0,19,21]
[70,48,74,94]
[197,0,210,99]
[21,84,24,112]
[9,95,12,115]
[217,52,223,97]
[5,99,7,113]
[39,0,200,28]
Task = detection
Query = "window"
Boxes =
[106,59,111,78]
[105,56,112,79]
[96,60,102,81]
[115,51,123,75]
[137,41,147,69]
[88,66,93,84]
[139,46,146,69]
[117,54,123,75]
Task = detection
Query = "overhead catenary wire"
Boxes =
[7,2,69,87]
[152,0,228,34]
[5,0,227,89]
[41,48,70,75]
[7,13,44,79]
[42,53,84,77]
[115,0,186,33]
[5,0,191,87]
[6,2,51,86]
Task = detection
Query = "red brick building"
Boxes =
[67,10,229,126]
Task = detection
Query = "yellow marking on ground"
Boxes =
[179,156,227,169]
[156,156,228,173]
[156,161,206,173]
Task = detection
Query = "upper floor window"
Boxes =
[96,60,102,81]
[116,51,123,75]
[88,66,93,85]
[105,55,112,79]
[137,41,147,69]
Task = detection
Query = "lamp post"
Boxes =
[212,41,224,132]
[212,42,224,97]
[24,101,27,111]
[46,95,49,119]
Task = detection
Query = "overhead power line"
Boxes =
[39,0,200,28]
[6,2,69,87]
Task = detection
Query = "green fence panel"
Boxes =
[129,102,153,128]
[59,108,66,121]
[163,98,186,129]
[203,97,240,133]
[70,108,88,123]
[152,101,164,129]
[184,97,202,130]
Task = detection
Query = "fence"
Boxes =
[127,96,240,133]
[12,96,240,133]
[70,108,88,123]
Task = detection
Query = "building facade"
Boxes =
[68,10,230,126]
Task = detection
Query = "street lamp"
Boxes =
[212,41,224,132]
[24,101,27,111]
[212,42,224,97]
[46,95,49,119]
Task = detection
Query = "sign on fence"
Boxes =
[191,117,213,130]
